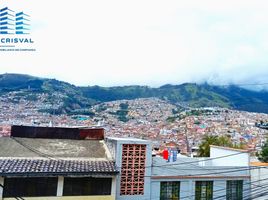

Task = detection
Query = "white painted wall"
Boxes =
[210,146,249,166]
[111,177,116,197]
[251,167,268,200]
[57,176,64,196]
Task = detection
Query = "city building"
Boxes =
[106,138,251,200]
[0,125,118,200]
[151,146,251,200]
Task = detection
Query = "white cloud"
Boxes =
[1,0,268,87]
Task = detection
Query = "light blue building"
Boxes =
[106,138,251,200]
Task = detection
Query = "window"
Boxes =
[63,177,112,196]
[3,177,57,197]
[226,180,243,200]
[195,181,213,200]
[160,181,180,200]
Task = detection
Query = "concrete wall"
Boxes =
[108,138,152,200]
[210,146,249,166]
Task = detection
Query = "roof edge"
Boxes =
[210,145,250,153]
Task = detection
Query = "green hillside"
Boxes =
[0,73,96,114]
[1,73,268,114]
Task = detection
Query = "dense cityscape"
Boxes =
[1,93,267,155]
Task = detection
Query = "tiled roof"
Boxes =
[0,159,117,177]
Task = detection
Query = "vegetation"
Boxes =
[198,135,234,157]
[116,103,129,122]
[166,116,177,123]
[257,140,268,162]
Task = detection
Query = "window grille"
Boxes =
[195,181,213,200]
[160,181,180,200]
[226,180,243,200]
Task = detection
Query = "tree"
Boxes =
[217,135,233,147]
[198,135,218,157]
[198,135,233,157]
[257,140,268,162]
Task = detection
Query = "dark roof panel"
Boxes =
[0,159,117,177]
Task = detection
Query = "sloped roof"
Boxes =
[0,159,117,177]
[0,137,117,176]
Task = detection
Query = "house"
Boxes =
[105,138,251,200]
[150,146,251,200]
[0,125,118,200]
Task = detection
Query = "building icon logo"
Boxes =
[0,7,30,35]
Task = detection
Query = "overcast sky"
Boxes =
[1,0,268,87]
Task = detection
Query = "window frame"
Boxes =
[160,181,180,200]
[63,177,112,196]
[195,181,213,200]
[3,177,57,198]
[226,180,243,200]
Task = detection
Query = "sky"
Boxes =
[1,0,268,87]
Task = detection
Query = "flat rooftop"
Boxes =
[0,137,109,160]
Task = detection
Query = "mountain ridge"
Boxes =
[1,73,268,114]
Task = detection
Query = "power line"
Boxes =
[149,176,268,200]
[0,183,24,200]
[213,182,267,200]
[180,175,268,200]
[12,136,268,178]
[115,150,248,169]
[213,183,268,200]
[6,137,268,200]
[10,135,251,173]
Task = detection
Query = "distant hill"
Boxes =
[1,73,268,114]
[0,73,96,114]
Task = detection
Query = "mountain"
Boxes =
[1,73,268,114]
[0,73,96,114]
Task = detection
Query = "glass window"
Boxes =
[226,180,243,200]
[195,181,213,200]
[63,177,112,196]
[3,177,57,197]
[160,181,180,200]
